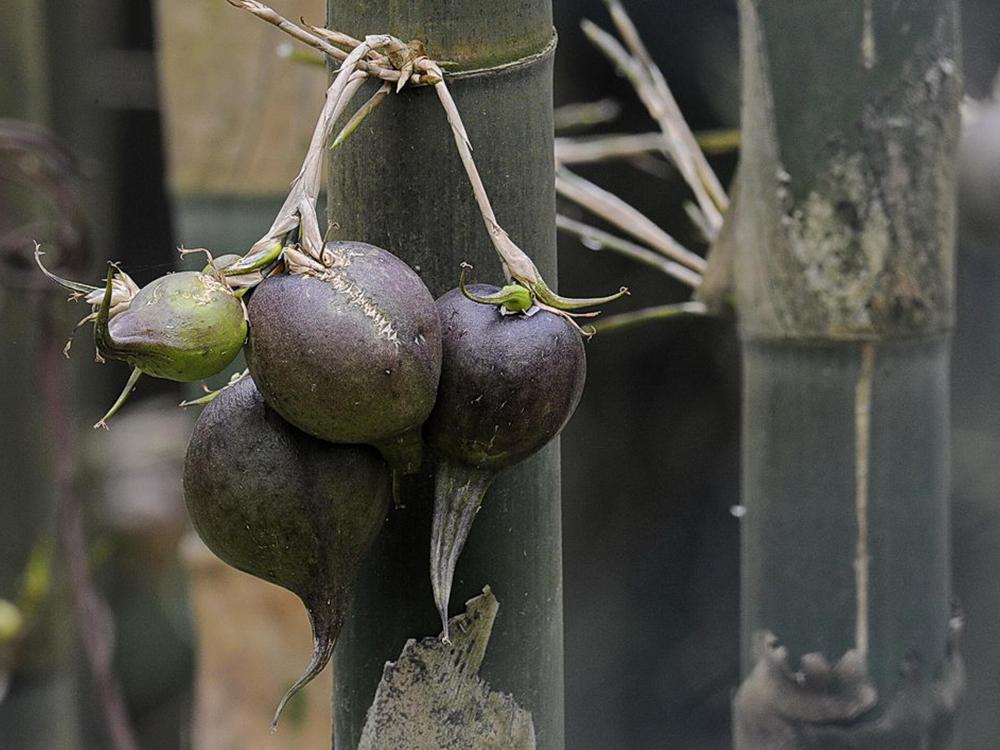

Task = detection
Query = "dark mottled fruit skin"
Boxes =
[245,241,442,450]
[107,271,246,381]
[425,284,587,471]
[183,375,390,722]
[183,376,390,608]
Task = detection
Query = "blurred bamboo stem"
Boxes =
[733,0,962,745]
[41,305,138,750]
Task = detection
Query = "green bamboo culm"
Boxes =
[0,0,80,750]
[0,2,81,747]
[732,1,963,747]
[324,2,563,749]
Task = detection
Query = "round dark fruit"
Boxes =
[424,284,586,638]
[183,375,390,727]
[245,240,442,474]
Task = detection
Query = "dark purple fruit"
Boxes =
[183,376,390,727]
[424,284,586,638]
[245,240,442,474]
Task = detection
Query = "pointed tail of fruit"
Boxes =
[270,601,344,731]
[429,458,495,642]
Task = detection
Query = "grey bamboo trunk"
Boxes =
[324,3,563,749]
[733,1,963,747]
[0,2,81,747]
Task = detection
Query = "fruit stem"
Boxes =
[94,366,142,430]
[432,74,629,313]
[222,240,284,277]
[430,459,495,642]
[591,300,708,335]
[372,426,425,476]
[430,75,544,287]
[242,42,371,268]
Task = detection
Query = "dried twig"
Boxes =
[553,98,621,132]
[430,74,544,285]
[556,166,705,273]
[227,1,429,85]
[306,24,366,56]
[601,0,728,212]
[554,132,664,165]
[556,130,738,166]
[581,0,730,243]
[591,301,707,335]
[557,214,701,288]
[230,1,627,319]
[582,20,722,237]
[242,46,370,265]
[430,73,629,320]
[227,0,348,61]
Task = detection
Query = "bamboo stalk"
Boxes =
[0,3,80,747]
[733,1,962,746]
[324,2,564,748]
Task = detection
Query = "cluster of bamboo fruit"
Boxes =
[35,7,631,732]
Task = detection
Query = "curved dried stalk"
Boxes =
[556,214,702,288]
[556,166,706,273]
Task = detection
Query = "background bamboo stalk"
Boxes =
[0,2,81,746]
[733,0,962,745]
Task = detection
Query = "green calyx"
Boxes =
[459,264,533,313]
[458,262,629,328]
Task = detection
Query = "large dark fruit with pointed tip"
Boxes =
[245,240,442,474]
[183,375,390,727]
[424,284,586,638]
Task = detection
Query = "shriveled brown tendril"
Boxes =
[225,1,627,324]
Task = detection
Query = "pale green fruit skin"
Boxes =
[105,271,246,381]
